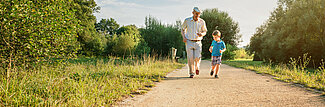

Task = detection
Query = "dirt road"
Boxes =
[118,60,325,106]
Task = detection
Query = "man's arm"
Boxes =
[181,20,187,43]
[197,20,207,37]
[181,29,187,43]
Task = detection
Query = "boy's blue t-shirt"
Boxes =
[211,40,226,56]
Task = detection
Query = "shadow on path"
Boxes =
[164,76,216,80]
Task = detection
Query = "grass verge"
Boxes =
[224,59,325,93]
[0,56,184,106]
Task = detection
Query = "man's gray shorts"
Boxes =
[211,56,222,66]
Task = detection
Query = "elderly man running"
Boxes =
[181,7,207,78]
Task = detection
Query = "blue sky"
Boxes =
[94,0,278,47]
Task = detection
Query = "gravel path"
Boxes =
[117,60,325,106]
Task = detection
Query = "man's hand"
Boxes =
[197,33,203,37]
[183,38,187,43]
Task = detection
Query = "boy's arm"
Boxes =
[220,42,226,53]
[209,46,213,53]
[220,48,226,53]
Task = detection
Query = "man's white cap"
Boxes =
[193,7,201,13]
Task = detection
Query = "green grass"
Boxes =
[0,56,184,106]
[224,59,325,92]
[177,58,187,64]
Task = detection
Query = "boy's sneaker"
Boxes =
[196,70,200,75]
[214,75,219,79]
[189,75,194,78]
[210,71,214,76]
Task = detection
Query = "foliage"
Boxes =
[200,8,242,58]
[134,39,151,56]
[105,25,142,56]
[248,0,325,66]
[0,0,79,70]
[71,0,103,56]
[222,44,238,60]
[115,25,141,44]
[95,18,119,35]
[234,48,253,59]
[141,16,185,57]
[0,57,184,106]
[82,33,107,56]
[112,33,137,56]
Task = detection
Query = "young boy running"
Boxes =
[209,30,226,78]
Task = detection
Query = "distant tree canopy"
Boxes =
[140,16,184,57]
[110,25,142,56]
[95,18,119,35]
[200,8,242,60]
[248,0,325,66]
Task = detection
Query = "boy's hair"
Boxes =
[212,30,221,37]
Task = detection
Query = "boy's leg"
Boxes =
[211,65,216,71]
[215,56,222,76]
[211,56,217,76]
[215,64,220,75]
[210,65,216,76]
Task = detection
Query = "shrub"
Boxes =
[0,0,79,70]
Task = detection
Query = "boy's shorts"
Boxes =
[211,56,222,66]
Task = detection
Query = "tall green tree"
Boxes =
[110,25,141,56]
[141,16,184,57]
[200,8,242,59]
[71,0,103,56]
[249,0,325,66]
[95,18,119,35]
[0,0,79,69]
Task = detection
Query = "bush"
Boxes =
[222,44,238,60]
[112,33,137,56]
[105,25,142,56]
[81,33,107,56]
[234,48,253,59]
[134,39,151,56]
[0,0,79,70]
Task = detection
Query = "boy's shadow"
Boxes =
[164,76,215,80]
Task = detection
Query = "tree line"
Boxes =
[248,0,325,67]
[1,0,242,70]
[200,8,241,60]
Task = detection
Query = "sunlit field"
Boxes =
[224,58,325,94]
[0,57,184,106]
